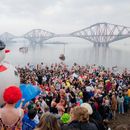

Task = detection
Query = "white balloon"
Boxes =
[0,42,20,104]
[0,61,20,104]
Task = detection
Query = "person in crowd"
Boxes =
[60,113,71,125]
[50,100,58,114]
[35,113,61,130]
[22,109,38,130]
[111,92,117,120]
[102,98,112,120]
[62,106,98,130]
[69,90,76,106]
[81,102,106,130]
[15,63,130,130]
[124,91,129,113]
[45,91,53,107]
[0,86,24,130]
[117,91,124,114]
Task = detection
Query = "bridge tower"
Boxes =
[24,29,56,43]
[70,22,130,47]
[0,32,17,43]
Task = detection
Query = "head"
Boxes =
[51,100,57,107]
[44,106,50,113]
[79,91,83,98]
[60,113,71,124]
[119,91,122,97]
[59,99,66,107]
[80,103,93,115]
[36,113,60,130]
[3,86,22,104]
[60,89,66,98]
[70,106,89,122]
[28,109,37,120]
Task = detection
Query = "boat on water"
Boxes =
[19,47,28,53]
[59,54,65,61]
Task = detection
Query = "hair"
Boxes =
[59,99,67,107]
[81,103,93,115]
[3,86,22,104]
[28,109,37,120]
[44,106,50,112]
[60,89,66,96]
[114,124,130,130]
[35,113,61,130]
[71,106,89,122]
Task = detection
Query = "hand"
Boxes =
[21,99,25,102]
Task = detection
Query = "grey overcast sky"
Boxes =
[0,0,130,35]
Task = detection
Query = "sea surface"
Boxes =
[4,37,130,70]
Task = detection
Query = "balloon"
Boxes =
[0,41,20,104]
[0,62,20,104]
[16,84,41,107]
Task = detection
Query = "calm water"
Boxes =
[4,37,130,69]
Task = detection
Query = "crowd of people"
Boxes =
[1,62,130,130]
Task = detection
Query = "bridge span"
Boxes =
[0,22,130,46]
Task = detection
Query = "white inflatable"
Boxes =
[0,41,20,104]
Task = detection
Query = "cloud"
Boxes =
[0,0,129,35]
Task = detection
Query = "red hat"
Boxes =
[3,86,22,104]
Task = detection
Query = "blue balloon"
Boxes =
[16,84,41,107]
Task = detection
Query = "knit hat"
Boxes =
[60,113,71,124]
[79,91,83,97]
[3,86,22,104]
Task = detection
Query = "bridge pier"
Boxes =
[94,43,109,47]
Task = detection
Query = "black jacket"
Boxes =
[62,120,98,130]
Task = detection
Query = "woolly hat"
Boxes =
[79,91,83,97]
[81,103,93,115]
[3,86,22,104]
[60,113,71,124]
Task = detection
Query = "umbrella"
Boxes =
[16,84,41,107]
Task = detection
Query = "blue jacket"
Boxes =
[22,114,37,130]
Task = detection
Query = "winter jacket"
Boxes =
[62,120,98,130]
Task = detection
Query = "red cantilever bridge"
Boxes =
[0,22,130,47]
